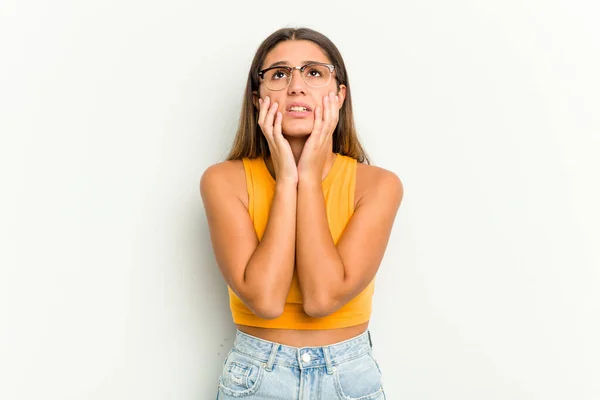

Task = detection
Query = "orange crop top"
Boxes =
[227,153,375,330]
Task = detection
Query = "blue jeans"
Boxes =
[216,328,386,399]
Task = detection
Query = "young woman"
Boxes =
[201,27,403,399]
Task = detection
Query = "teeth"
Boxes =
[289,106,308,112]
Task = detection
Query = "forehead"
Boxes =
[262,40,331,68]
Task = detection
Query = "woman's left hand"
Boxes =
[297,91,340,184]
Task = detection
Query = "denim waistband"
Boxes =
[231,328,373,374]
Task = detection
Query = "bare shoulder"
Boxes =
[355,162,404,208]
[200,159,247,206]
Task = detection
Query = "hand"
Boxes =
[257,96,298,184]
[297,91,340,183]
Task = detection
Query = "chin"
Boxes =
[282,130,311,138]
[281,120,312,137]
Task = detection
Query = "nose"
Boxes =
[287,69,306,95]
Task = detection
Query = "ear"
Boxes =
[252,90,260,110]
[336,84,347,110]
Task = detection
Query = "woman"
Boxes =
[201,27,403,399]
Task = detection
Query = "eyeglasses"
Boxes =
[257,62,336,91]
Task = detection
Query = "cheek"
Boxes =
[269,95,287,110]
[311,93,326,109]
[314,87,336,105]
[258,88,283,104]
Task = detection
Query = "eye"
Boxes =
[269,68,290,80]
[307,68,322,77]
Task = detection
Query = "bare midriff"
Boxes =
[235,321,369,347]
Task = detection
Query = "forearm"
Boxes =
[243,180,297,317]
[296,180,345,316]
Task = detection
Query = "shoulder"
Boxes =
[199,160,247,204]
[355,162,403,208]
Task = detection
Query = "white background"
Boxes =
[1,0,599,399]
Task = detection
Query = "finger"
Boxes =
[330,93,340,136]
[263,102,279,136]
[320,94,331,140]
[328,93,336,128]
[325,92,338,137]
[313,105,323,136]
[329,92,337,121]
[330,92,336,119]
[273,111,283,138]
[258,96,270,127]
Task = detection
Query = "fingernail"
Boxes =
[259,98,262,104]
[265,96,270,102]
[335,95,339,101]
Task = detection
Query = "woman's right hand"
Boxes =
[257,96,298,184]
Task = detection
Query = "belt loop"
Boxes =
[264,342,279,372]
[368,330,373,349]
[323,346,334,375]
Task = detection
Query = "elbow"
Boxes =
[251,299,285,320]
[236,277,287,320]
[303,297,335,318]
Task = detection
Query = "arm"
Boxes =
[200,162,297,319]
[296,168,403,318]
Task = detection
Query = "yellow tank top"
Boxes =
[228,153,375,330]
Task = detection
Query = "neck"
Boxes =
[264,134,337,181]
[285,135,309,164]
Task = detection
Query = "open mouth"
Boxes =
[289,106,309,112]
[287,103,312,113]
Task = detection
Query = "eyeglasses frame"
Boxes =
[257,62,336,91]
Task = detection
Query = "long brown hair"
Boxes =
[226,27,370,164]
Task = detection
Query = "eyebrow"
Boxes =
[264,60,326,69]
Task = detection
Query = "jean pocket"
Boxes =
[333,351,384,400]
[218,349,265,397]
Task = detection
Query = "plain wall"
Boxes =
[1,0,598,399]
